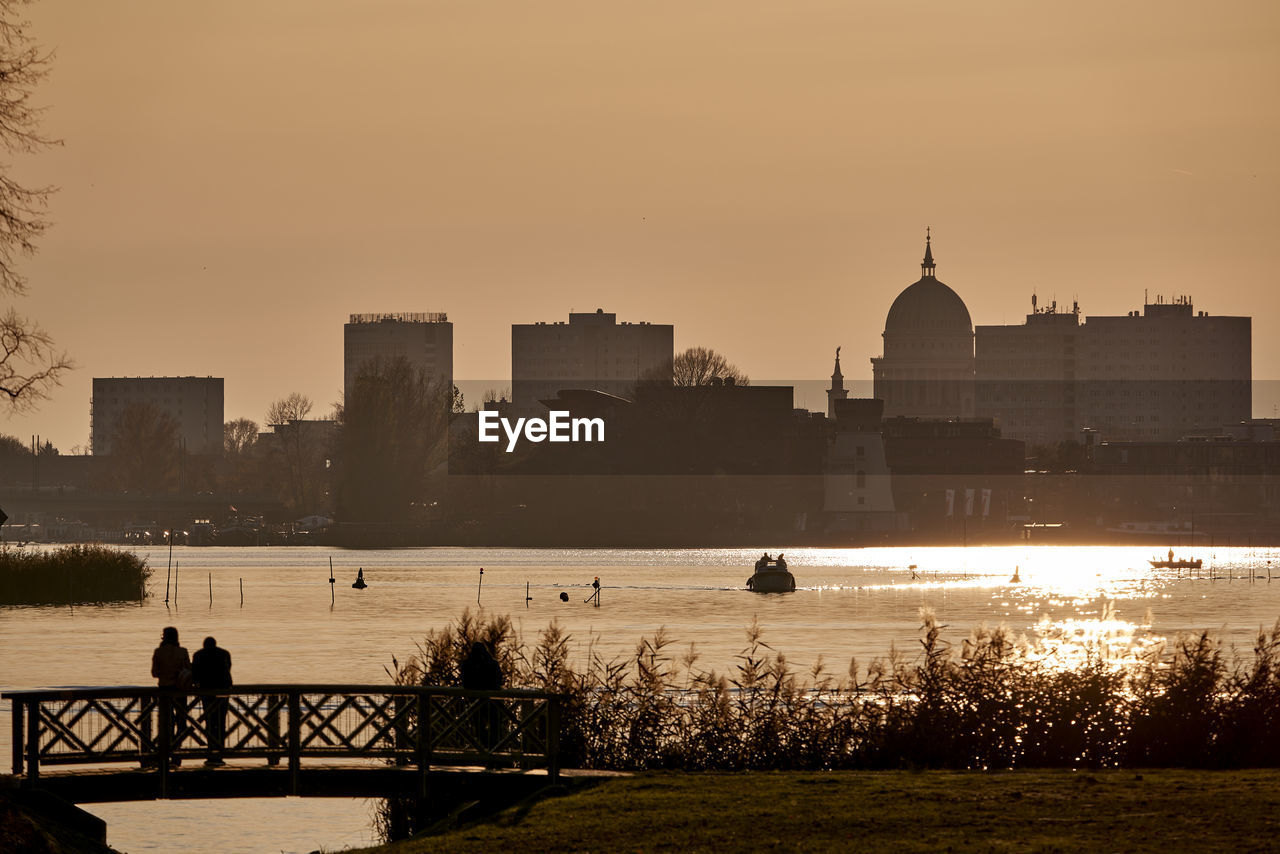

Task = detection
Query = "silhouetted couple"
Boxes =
[460,642,504,762]
[151,628,232,767]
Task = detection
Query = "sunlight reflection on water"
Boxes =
[2,544,1278,852]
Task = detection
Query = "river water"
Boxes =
[2,544,1278,853]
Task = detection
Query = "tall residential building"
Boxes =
[871,232,976,419]
[91,376,224,455]
[511,308,673,415]
[1078,297,1250,441]
[344,312,453,398]
[976,296,1251,444]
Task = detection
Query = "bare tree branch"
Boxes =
[0,0,60,298]
[0,1,67,412]
[0,306,71,410]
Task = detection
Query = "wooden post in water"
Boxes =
[174,562,178,605]
[240,577,244,606]
[208,572,213,606]
[329,557,335,606]
[166,527,174,606]
[477,567,484,605]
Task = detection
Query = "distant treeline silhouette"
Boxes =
[0,544,150,605]
[391,608,1280,771]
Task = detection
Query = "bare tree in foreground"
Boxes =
[0,1,70,410]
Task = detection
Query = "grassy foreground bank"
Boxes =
[358,768,1280,853]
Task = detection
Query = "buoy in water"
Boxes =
[352,568,368,590]
[1010,566,1021,583]
[559,591,569,602]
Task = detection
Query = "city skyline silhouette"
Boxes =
[3,1,1277,450]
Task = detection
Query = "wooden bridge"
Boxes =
[4,684,563,805]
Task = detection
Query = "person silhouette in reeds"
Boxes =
[459,641,504,763]
[192,636,233,766]
[151,626,190,767]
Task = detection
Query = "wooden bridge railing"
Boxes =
[4,685,560,797]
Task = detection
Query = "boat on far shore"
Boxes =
[746,553,796,593]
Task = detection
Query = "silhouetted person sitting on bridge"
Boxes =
[151,627,190,767]
[460,642,504,761]
[192,636,233,766]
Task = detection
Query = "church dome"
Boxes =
[884,234,972,334]
[885,277,972,333]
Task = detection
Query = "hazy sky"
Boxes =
[4,0,1278,450]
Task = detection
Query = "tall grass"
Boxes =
[392,608,1280,773]
[0,544,151,605]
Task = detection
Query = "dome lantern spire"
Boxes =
[921,227,936,278]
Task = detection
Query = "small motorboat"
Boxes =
[1149,549,1201,570]
[746,553,796,593]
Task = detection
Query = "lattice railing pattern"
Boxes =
[5,685,560,784]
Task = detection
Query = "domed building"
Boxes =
[870,232,975,418]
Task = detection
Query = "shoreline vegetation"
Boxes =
[0,544,150,606]
[393,608,1280,774]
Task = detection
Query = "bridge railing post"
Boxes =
[393,694,408,767]
[157,694,171,797]
[24,698,38,783]
[266,693,283,766]
[518,698,532,769]
[10,697,23,777]
[415,693,430,802]
[287,690,301,796]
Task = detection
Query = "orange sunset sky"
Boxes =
[4,0,1278,450]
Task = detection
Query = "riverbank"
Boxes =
[0,788,116,854]
[355,768,1280,853]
